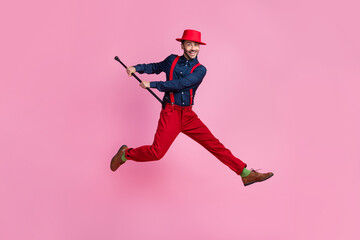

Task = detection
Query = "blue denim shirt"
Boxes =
[134,54,207,106]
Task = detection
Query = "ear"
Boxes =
[181,44,184,50]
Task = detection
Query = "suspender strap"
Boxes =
[189,63,201,105]
[169,56,180,104]
[191,63,201,73]
[169,56,202,105]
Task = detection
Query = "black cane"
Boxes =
[114,56,163,104]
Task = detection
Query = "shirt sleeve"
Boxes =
[150,66,207,92]
[134,55,172,75]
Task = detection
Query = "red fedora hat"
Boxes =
[176,29,207,45]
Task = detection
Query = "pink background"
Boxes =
[1,0,360,239]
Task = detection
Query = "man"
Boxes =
[111,29,274,186]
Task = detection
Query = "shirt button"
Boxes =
[182,102,184,105]
[180,72,182,74]
[181,92,184,94]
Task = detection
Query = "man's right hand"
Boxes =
[126,66,136,77]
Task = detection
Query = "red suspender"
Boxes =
[189,63,201,105]
[169,56,180,104]
[191,63,201,72]
[169,56,201,105]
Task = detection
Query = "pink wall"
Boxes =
[1,0,359,239]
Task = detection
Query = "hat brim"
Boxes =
[176,38,207,45]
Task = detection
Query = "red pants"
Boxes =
[125,103,247,175]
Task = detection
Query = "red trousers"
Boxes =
[125,103,247,175]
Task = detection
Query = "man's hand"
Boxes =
[140,81,150,89]
[126,66,136,76]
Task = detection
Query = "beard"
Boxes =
[184,50,198,59]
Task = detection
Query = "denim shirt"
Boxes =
[134,54,207,106]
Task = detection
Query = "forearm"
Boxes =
[150,67,207,92]
[134,63,161,74]
[134,55,170,75]
[150,79,199,92]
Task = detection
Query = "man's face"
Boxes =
[181,40,200,60]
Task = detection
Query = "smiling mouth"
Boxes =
[189,51,197,56]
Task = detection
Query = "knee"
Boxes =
[151,147,166,160]
[153,151,166,160]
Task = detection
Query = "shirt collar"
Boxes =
[179,54,199,67]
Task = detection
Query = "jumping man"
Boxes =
[111,29,274,186]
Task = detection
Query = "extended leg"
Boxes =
[125,105,181,162]
[181,109,247,175]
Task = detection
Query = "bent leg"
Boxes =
[125,105,181,162]
[181,109,247,174]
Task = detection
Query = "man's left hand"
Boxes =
[140,81,150,89]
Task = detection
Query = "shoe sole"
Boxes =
[244,172,274,186]
[110,145,127,171]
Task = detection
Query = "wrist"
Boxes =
[150,82,158,88]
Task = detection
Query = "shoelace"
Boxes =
[250,168,262,173]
